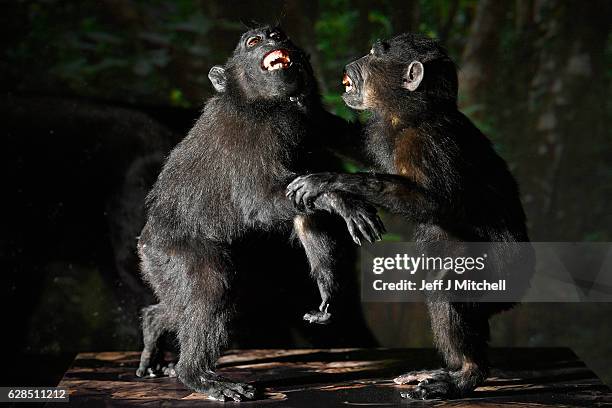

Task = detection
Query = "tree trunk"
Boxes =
[523,0,611,240]
[458,0,508,111]
[282,0,328,92]
[439,0,460,44]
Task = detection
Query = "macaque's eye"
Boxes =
[246,36,262,47]
[269,30,286,41]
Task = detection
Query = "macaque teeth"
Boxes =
[262,50,291,71]
[266,59,290,71]
[342,73,353,92]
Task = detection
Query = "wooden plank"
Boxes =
[53,348,611,407]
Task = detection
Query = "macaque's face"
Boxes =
[341,42,406,111]
[342,34,457,113]
[229,26,313,100]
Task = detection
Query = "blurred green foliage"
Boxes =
[5,0,486,111]
[5,1,242,104]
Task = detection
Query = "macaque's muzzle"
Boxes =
[261,49,292,71]
[341,58,368,109]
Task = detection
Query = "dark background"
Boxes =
[1,0,611,387]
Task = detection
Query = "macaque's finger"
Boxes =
[243,384,256,394]
[285,185,299,198]
[222,388,243,402]
[357,218,376,243]
[287,176,305,190]
[293,187,307,209]
[346,219,361,246]
[228,382,255,397]
[354,216,375,243]
[393,372,426,384]
[361,213,382,241]
[207,390,228,402]
[286,183,300,200]
[366,213,387,240]
[286,190,295,201]
[375,215,387,234]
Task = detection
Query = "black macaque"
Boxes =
[287,33,533,399]
[136,26,384,401]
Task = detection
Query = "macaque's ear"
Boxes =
[402,60,424,91]
[208,65,227,93]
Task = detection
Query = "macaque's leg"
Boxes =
[136,303,173,377]
[294,214,338,324]
[174,249,255,402]
[394,301,489,399]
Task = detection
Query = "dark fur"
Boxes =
[136,27,382,401]
[287,33,533,399]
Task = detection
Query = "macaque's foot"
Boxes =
[303,310,332,324]
[394,369,459,399]
[203,380,256,402]
[136,361,177,378]
[303,302,332,324]
[136,349,160,377]
[183,371,256,402]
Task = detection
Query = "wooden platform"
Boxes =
[53,348,611,407]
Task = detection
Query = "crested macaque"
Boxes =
[287,34,533,399]
[136,26,384,401]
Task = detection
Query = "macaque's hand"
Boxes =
[286,173,336,210]
[287,174,385,245]
[326,193,385,245]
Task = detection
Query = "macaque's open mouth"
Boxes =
[262,49,292,71]
[342,72,354,93]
